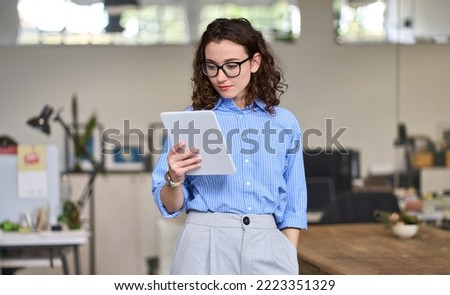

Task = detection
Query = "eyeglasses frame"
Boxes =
[201,55,254,78]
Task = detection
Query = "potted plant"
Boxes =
[374,210,420,238]
[58,93,100,230]
[58,200,82,230]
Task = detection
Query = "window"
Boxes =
[199,2,301,42]
[17,0,187,45]
[333,0,387,44]
[14,0,301,45]
[334,0,450,44]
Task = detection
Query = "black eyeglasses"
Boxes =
[201,56,253,78]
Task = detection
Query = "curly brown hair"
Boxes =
[191,18,287,114]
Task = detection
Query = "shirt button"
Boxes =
[243,216,250,225]
[246,181,251,186]
[244,159,249,163]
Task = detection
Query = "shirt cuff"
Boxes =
[153,182,189,218]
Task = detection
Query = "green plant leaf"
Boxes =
[76,114,97,159]
[80,114,97,146]
[72,93,79,136]
[70,93,98,172]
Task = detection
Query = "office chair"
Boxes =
[319,191,400,224]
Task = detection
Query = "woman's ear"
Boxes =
[250,53,261,73]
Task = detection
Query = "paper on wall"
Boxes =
[17,145,48,198]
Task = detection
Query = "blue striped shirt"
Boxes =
[152,98,308,230]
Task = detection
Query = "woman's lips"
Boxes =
[218,85,231,91]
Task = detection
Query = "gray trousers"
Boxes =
[170,211,299,275]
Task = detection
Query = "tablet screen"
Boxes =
[160,110,236,175]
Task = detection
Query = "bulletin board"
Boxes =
[0,145,60,227]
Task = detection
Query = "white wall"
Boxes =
[1,0,450,177]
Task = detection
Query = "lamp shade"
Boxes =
[27,105,54,135]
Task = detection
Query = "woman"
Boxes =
[152,18,307,275]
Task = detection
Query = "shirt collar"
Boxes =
[213,97,267,112]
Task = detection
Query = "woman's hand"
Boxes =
[167,141,202,181]
[160,141,201,213]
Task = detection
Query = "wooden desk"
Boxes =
[297,223,450,275]
[0,230,90,275]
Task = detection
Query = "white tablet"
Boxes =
[160,110,237,175]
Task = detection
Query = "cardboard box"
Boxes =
[411,151,434,168]
[446,150,450,167]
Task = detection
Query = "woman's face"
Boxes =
[204,40,260,108]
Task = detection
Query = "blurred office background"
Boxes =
[1,0,450,275]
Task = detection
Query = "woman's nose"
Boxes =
[216,68,228,81]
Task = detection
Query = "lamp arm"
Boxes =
[77,171,97,214]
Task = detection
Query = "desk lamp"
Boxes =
[26,105,53,135]
[27,105,103,215]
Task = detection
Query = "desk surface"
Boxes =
[1,230,90,274]
[0,230,90,247]
[297,223,450,275]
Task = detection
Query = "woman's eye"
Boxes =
[225,63,238,70]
